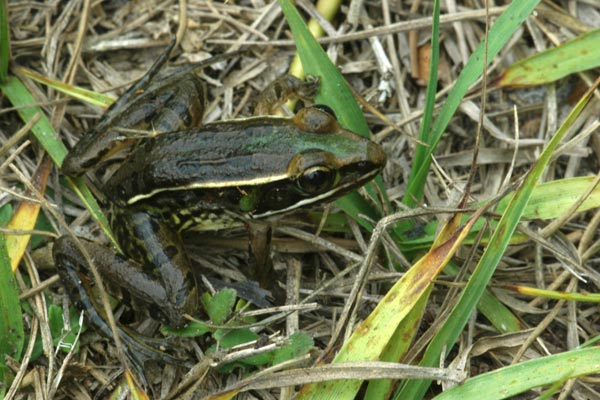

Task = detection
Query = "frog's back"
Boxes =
[104,119,295,206]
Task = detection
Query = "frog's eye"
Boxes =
[312,104,336,119]
[293,106,338,133]
[297,166,337,194]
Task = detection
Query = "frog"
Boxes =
[53,40,386,362]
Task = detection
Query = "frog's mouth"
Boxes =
[252,166,382,220]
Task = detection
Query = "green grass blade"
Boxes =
[0,208,24,396]
[279,0,368,136]
[0,76,115,244]
[396,76,599,399]
[17,67,114,108]
[401,175,600,252]
[402,0,542,209]
[0,76,68,164]
[279,0,369,137]
[498,28,600,87]
[433,347,600,400]
[0,0,9,83]
[405,0,440,207]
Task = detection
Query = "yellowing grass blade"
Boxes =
[6,155,51,271]
[297,206,489,399]
[16,67,114,108]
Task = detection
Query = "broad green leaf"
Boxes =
[498,28,600,87]
[0,216,24,393]
[272,331,314,365]
[433,347,600,400]
[206,289,237,325]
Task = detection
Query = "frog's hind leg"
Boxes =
[111,208,199,328]
[53,236,182,367]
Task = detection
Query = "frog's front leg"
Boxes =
[247,222,273,288]
[108,208,199,328]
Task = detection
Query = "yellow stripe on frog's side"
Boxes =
[126,173,291,205]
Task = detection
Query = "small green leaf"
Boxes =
[206,288,237,325]
[162,320,212,337]
[218,329,272,368]
[272,331,314,365]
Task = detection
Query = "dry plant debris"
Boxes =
[2,0,600,399]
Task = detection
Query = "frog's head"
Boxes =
[234,105,387,218]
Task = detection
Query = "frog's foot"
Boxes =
[254,74,320,115]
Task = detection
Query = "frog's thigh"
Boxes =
[54,235,171,310]
[115,210,199,327]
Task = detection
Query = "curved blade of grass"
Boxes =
[6,156,52,271]
[17,67,114,108]
[406,0,440,199]
[0,206,24,395]
[396,76,600,400]
[288,0,342,81]
[402,0,542,209]
[497,28,600,87]
[1,76,67,164]
[401,175,600,251]
[433,347,600,400]
[0,0,9,83]
[0,76,115,244]
[280,0,368,135]
[279,0,387,229]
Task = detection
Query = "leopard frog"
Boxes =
[53,43,386,347]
